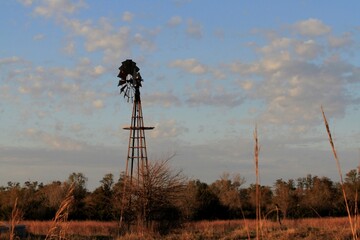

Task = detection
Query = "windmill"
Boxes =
[117,59,154,229]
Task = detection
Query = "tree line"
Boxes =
[1,161,360,226]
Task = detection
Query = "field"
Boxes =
[5,217,355,239]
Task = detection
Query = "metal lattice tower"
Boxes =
[117,59,154,230]
[123,87,154,184]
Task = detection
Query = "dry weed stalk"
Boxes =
[45,182,75,240]
[253,125,261,240]
[239,206,251,240]
[10,197,22,240]
[321,106,357,240]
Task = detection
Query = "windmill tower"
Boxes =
[117,59,154,229]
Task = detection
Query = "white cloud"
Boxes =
[18,86,30,94]
[241,80,253,91]
[92,99,104,109]
[63,40,75,54]
[169,58,207,74]
[149,119,188,139]
[3,57,108,116]
[133,33,156,51]
[33,34,45,40]
[185,80,244,107]
[17,0,33,6]
[228,26,360,131]
[25,128,85,151]
[33,0,86,18]
[328,32,353,48]
[0,56,23,65]
[293,18,331,37]
[236,57,354,130]
[168,16,182,27]
[93,65,106,75]
[294,39,322,60]
[211,68,227,80]
[186,19,202,39]
[62,18,131,63]
[21,1,155,65]
[122,11,134,22]
[259,37,293,55]
[143,91,181,107]
[70,123,84,133]
[0,85,11,101]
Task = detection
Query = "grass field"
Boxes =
[4,217,353,239]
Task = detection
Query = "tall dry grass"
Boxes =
[253,125,262,240]
[45,183,75,240]
[321,106,358,240]
[20,217,358,239]
[24,221,117,237]
[9,197,22,240]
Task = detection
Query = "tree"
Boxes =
[20,181,48,220]
[300,176,339,217]
[121,159,187,233]
[85,173,115,220]
[344,169,360,215]
[248,184,273,218]
[210,173,245,218]
[273,179,297,219]
[67,172,88,219]
[0,182,21,220]
[192,180,226,220]
[37,181,66,220]
[179,180,198,220]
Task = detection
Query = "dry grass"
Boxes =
[178,218,356,240]
[0,197,23,240]
[321,106,358,240]
[9,197,22,240]
[254,125,261,240]
[24,221,117,237]
[20,217,358,239]
[45,183,75,240]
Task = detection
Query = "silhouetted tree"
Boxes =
[118,159,186,233]
[210,173,245,218]
[298,176,339,217]
[248,184,273,218]
[67,172,88,219]
[273,179,298,219]
[193,180,226,220]
[85,173,115,220]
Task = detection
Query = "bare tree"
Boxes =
[120,158,187,233]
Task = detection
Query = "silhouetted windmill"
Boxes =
[117,59,154,230]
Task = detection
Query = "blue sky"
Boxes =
[1,0,360,190]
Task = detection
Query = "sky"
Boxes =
[1,0,360,190]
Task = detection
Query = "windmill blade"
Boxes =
[126,88,131,102]
[120,85,127,93]
[124,87,130,98]
[135,72,142,80]
[118,79,126,86]
[117,59,141,103]
[117,70,127,80]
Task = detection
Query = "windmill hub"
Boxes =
[117,59,143,102]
